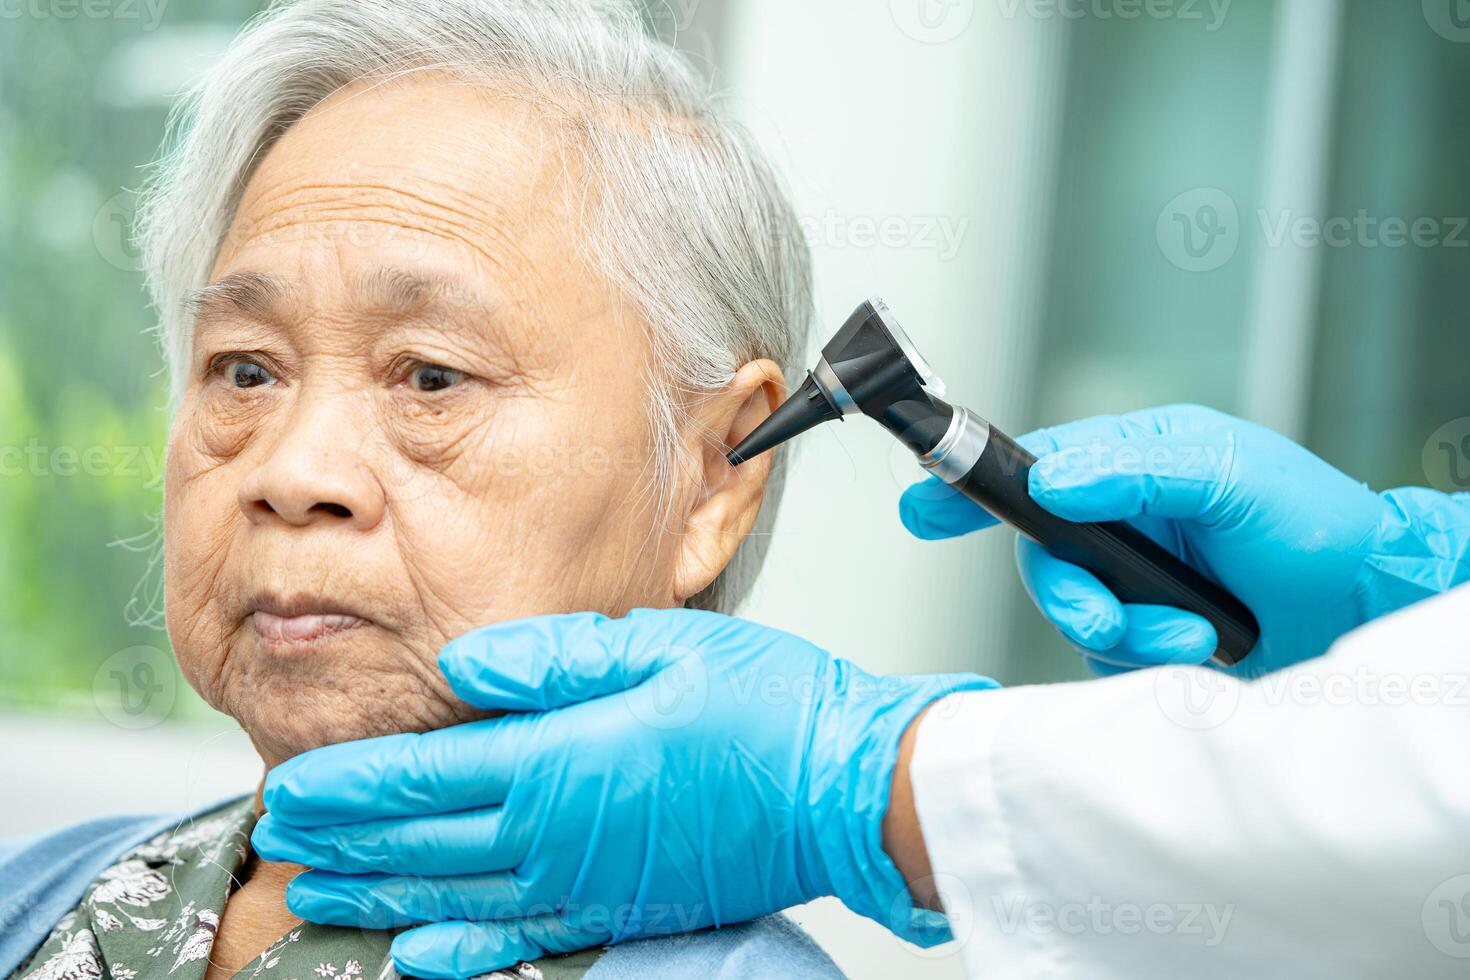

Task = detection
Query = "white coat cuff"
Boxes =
[910,685,1066,979]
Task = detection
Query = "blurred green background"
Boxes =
[0,0,262,719]
[2,0,1468,713]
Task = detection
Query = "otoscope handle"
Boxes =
[949,424,1260,666]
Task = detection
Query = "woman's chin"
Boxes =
[207,641,486,767]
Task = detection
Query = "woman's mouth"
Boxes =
[252,610,370,646]
[248,592,373,650]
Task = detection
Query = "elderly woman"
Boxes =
[0,0,844,977]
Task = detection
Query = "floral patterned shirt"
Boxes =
[11,800,601,980]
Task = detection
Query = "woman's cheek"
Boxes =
[162,510,232,709]
[163,395,264,698]
[377,391,560,504]
[190,387,272,462]
[380,390,493,462]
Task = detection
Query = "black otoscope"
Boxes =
[726,297,1260,666]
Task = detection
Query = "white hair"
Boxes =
[137,0,812,614]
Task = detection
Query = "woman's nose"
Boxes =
[237,408,388,531]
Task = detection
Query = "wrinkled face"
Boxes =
[163,78,778,767]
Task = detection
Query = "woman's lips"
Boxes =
[251,610,370,647]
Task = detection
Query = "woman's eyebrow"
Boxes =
[349,267,488,321]
[187,267,497,333]
[350,267,525,356]
[187,271,294,330]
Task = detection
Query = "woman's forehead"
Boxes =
[202,77,631,360]
[223,76,580,270]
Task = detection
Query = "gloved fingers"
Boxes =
[1022,404,1228,456]
[285,869,543,930]
[392,915,607,980]
[263,716,524,826]
[1016,533,1220,668]
[1078,605,1219,674]
[440,609,722,711]
[1028,429,1235,524]
[253,805,526,876]
[1019,412,1153,457]
[1101,605,1218,667]
[1015,538,1127,652]
[899,475,1001,540]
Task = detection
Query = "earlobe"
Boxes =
[671,360,785,601]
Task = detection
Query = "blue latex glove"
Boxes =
[901,403,1470,677]
[252,608,996,978]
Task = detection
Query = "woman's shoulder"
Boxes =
[0,799,247,979]
[0,809,184,886]
[587,915,846,979]
[2,807,846,980]
[1,797,246,876]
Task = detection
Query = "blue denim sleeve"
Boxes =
[586,914,846,979]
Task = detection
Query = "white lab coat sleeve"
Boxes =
[909,583,1470,980]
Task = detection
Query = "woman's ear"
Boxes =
[671,358,786,602]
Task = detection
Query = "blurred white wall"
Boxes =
[720,2,1069,977]
[725,0,1067,677]
[0,711,261,836]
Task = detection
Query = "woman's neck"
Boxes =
[201,790,308,980]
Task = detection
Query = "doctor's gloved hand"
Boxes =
[251,609,996,979]
[901,403,1470,677]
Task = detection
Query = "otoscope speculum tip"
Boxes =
[725,372,843,467]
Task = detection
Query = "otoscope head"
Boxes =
[726,297,946,466]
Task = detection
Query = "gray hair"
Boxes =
[137,0,812,614]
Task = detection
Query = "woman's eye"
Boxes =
[409,364,465,393]
[224,360,275,389]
